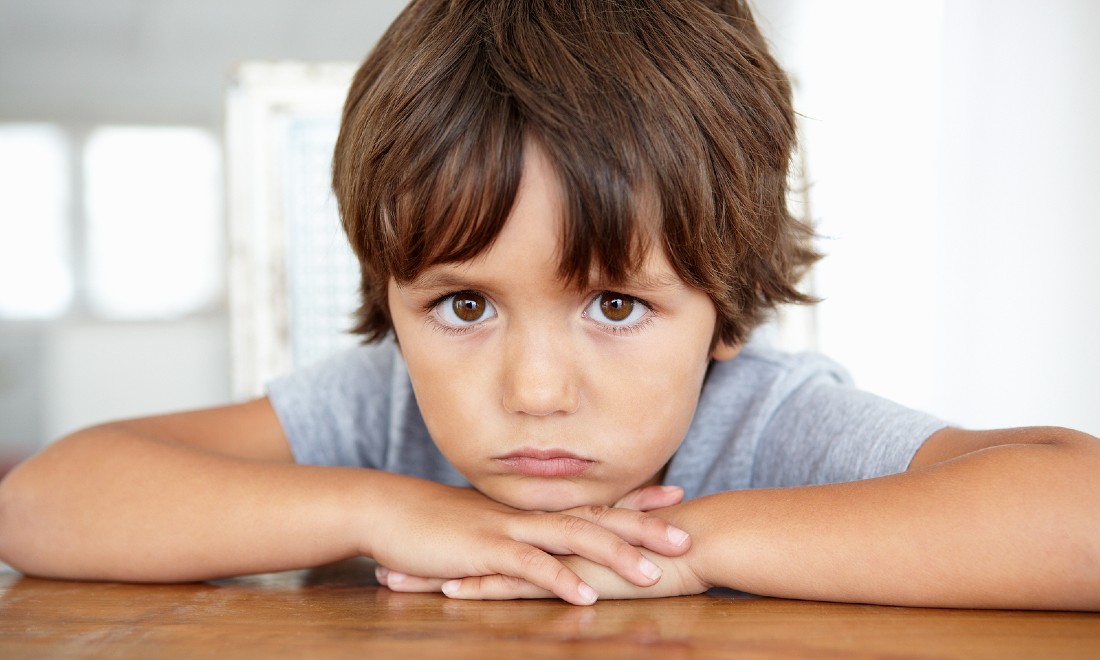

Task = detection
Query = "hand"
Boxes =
[374,483,699,602]
[377,547,709,601]
[441,548,709,601]
[363,475,692,606]
[612,484,687,512]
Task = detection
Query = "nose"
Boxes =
[501,325,580,416]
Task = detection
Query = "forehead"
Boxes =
[404,244,684,296]
[401,138,665,287]
[404,143,680,292]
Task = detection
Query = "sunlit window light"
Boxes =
[84,127,222,319]
[0,124,73,319]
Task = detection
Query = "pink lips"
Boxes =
[496,448,594,477]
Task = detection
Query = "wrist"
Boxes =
[658,499,718,590]
[350,470,482,560]
[344,468,414,559]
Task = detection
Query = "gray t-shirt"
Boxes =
[267,340,946,500]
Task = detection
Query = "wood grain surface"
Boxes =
[1,559,1097,658]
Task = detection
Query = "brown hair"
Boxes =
[333,0,819,346]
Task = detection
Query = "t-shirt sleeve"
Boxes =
[751,371,948,488]
[265,342,398,468]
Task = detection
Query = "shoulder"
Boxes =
[702,340,853,412]
[265,339,408,466]
[268,339,402,402]
[688,339,857,452]
[676,338,945,492]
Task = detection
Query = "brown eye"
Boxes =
[451,292,489,323]
[586,291,649,329]
[599,293,634,322]
[436,291,496,328]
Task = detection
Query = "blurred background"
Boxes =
[1,0,1098,472]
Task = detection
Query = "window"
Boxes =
[84,127,222,319]
[0,124,72,318]
[225,62,361,397]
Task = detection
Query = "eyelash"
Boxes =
[585,293,656,337]
[421,290,656,337]
[425,318,474,337]
[422,291,488,337]
[597,314,654,336]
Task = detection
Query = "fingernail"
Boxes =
[667,526,689,546]
[375,566,389,582]
[387,571,406,585]
[660,485,681,493]
[441,580,460,596]
[578,582,598,605]
[639,557,662,581]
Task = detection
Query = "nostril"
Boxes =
[502,369,580,416]
[501,334,580,415]
[502,383,579,416]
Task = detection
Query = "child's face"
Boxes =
[388,145,736,511]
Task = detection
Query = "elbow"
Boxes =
[1065,536,1100,611]
[1080,506,1100,609]
[0,431,105,575]
[1054,427,1100,608]
[0,465,30,573]
[0,460,55,576]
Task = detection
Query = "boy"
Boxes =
[1,0,1097,609]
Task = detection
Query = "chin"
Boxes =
[483,481,619,512]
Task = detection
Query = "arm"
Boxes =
[0,399,689,605]
[0,399,339,581]
[438,426,1100,610]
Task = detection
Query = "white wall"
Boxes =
[2,0,1097,456]
[40,318,230,441]
[933,0,1100,433]
[764,0,1100,434]
[0,0,409,454]
[0,0,410,126]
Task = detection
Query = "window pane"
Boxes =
[284,117,361,370]
[0,124,72,318]
[85,127,222,319]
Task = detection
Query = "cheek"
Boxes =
[594,338,711,456]
[401,342,494,461]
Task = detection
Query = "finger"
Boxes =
[487,541,599,606]
[376,565,449,592]
[561,505,691,557]
[378,544,597,605]
[442,574,555,601]
[380,570,451,593]
[614,485,684,511]
[374,564,388,585]
[507,512,671,589]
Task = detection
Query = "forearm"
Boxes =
[678,430,1100,610]
[0,426,378,581]
[0,425,691,607]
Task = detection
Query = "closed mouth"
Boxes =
[495,448,594,477]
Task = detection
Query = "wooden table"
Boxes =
[1,559,1097,658]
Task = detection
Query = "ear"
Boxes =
[710,341,741,362]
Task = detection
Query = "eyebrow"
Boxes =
[400,271,485,294]
[587,265,685,292]
[400,264,685,295]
